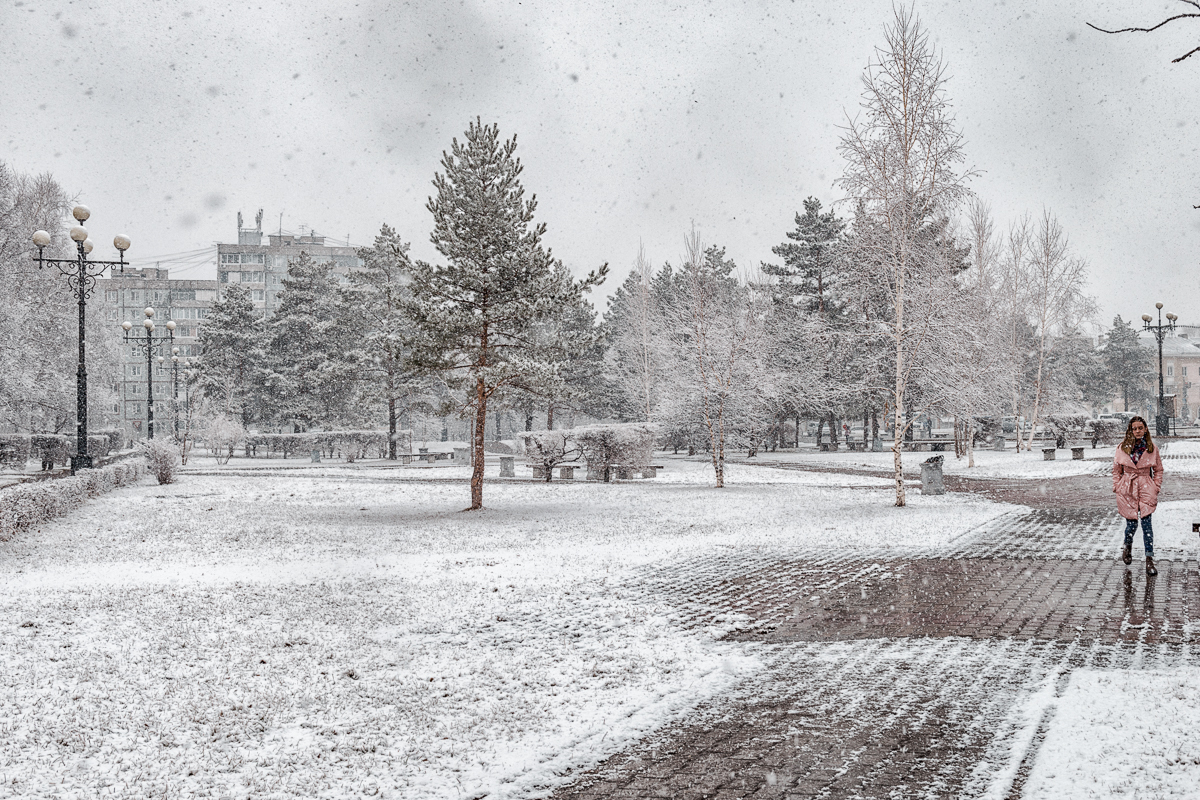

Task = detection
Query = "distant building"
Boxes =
[98,268,218,443]
[1140,329,1200,423]
[216,210,363,316]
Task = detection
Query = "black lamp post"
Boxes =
[122,308,175,440]
[30,205,131,473]
[1142,302,1178,437]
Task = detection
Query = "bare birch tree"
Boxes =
[837,6,974,506]
[661,229,779,488]
[1022,210,1095,451]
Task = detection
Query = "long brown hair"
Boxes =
[1120,416,1155,454]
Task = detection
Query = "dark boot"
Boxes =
[1146,556,1158,576]
[1122,543,1132,565]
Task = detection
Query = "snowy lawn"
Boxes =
[1022,669,1200,798]
[741,445,1110,479]
[0,459,1016,799]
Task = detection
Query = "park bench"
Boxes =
[525,463,581,480]
[1045,446,1088,461]
[586,464,664,480]
[901,438,951,452]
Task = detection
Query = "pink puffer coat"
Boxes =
[1112,444,1163,520]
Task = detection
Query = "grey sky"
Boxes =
[2,0,1197,327]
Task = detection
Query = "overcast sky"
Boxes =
[2,0,1197,328]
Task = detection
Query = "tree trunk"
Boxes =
[795,412,801,448]
[829,411,839,445]
[387,395,397,460]
[470,381,487,510]
[816,417,825,446]
[967,420,976,468]
[547,402,555,430]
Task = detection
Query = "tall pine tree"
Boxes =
[410,119,606,510]
[197,283,266,425]
[264,252,356,430]
[347,224,420,458]
[765,197,846,313]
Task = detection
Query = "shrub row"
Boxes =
[0,461,146,541]
[0,431,123,470]
[241,430,413,460]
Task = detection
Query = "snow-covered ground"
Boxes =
[0,454,1195,798]
[734,444,1112,479]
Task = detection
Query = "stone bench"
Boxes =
[525,463,579,480]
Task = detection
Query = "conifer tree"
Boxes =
[265,252,356,430]
[347,224,419,458]
[197,283,266,425]
[1104,315,1154,412]
[410,119,606,510]
[765,197,846,313]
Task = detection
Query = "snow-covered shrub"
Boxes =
[516,430,582,481]
[0,435,31,470]
[1045,413,1089,446]
[0,462,145,541]
[571,423,659,482]
[205,418,245,465]
[139,438,180,485]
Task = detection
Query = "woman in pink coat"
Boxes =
[1112,416,1163,575]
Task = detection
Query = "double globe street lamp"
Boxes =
[1142,303,1178,437]
[31,205,131,472]
[122,308,175,440]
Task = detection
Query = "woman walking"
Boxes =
[1113,416,1164,575]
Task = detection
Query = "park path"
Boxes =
[548,468,1200,799]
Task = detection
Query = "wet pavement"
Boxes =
[548,476,1200,799]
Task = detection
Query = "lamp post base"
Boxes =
[70,454,93,474]
[1156,415,1170,437]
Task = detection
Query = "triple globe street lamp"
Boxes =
[31,205,131,472]
[122,308,175,440]
[1142,303,1178,437]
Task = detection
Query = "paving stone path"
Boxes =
[549,471,1200,800]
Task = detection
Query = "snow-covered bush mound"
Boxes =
[572,423,659,481]
[139,438,180,485]
[0,462,145,541]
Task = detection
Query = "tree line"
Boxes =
[0,8,1164,509]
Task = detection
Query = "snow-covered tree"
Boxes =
[410,119,606,510]
[659,231,781,487]
[197,283,266,426]
[1103,315,1154,412]
[1021,210,1095,451]
[347,224,421,459]
[264,252,357,430]
[837,6,974,506]
[0,162,119,436]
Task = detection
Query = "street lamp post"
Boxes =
[1141,303,1178,437]
[122,308,175,440]
[30,206,131,472]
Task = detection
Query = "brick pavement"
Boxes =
[548,480,1200,799]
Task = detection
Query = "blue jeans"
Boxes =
[1124,514,1154,557]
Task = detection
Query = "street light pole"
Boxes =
[1142,303,1178,437]
[122,308,175,440]
[30,206,131,473]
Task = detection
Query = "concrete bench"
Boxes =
[846,441,868,452]
[1043,448,1056,461]
[818,442,839,452]
[525,463,580,480]
[586,464,664,480]
[1071,446,1085,461]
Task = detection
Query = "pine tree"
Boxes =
[765,197,846,313]
[264,252,357,430]
[197,283,266,425]
[410,119,606,510]
[1104,315,1154,412]
[346,224,419,459]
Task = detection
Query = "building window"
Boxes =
[1168,366,1174,377]
[1184,366,1189,377]
[174,289,196,301]
[131,365,142,377]
[247,271,264,282]
[221,253,240,264]
[128,290,139,303]
[219,272,229,283]
[105,290,118,302]
[253,290,265,301]
[107,309,118,321]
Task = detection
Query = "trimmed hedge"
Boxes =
[0,462,146,541]
[0,430,123,470]
[243,430,412,460]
